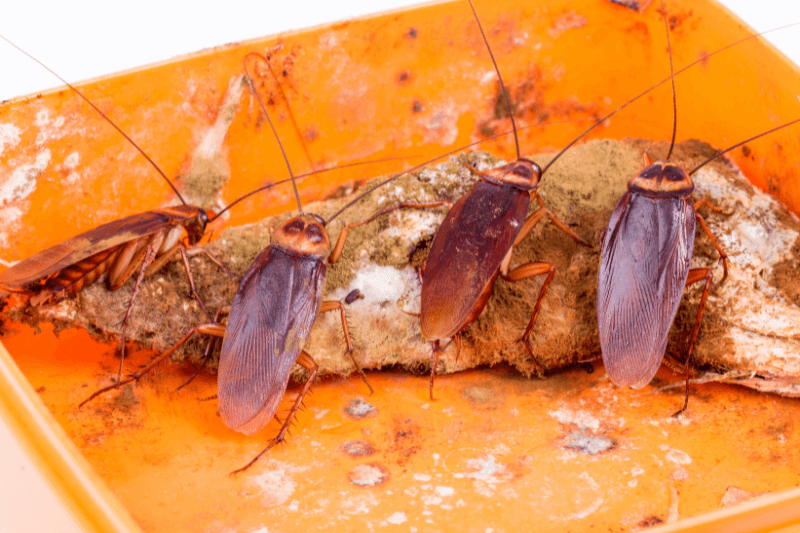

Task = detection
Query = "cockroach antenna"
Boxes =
[467,0,520,160]
[688,118,800,175]
[325,19,799,226]
[661,0,678,160]
[539,20,800,176]
[332,27,800,227]
[243,52,303,214]
[0,35,188,206]
[210,154,418,221]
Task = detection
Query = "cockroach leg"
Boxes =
[329,202,451,264]
[429,340,443,401]
[318,300,372,394]
[396,304,421,318]
[501,261,554,375]
[185,246,237,279]
[117,242,160,382]
[231,350,319,477]
[177,245,211,316]
[517,192,592,248]
[453,334,462,365]
[672,267,715,417]
[79,322,226,408]
[694,212,730,283]
[174,307,229,393]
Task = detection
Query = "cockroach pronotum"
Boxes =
[596,2,800,415]
[81,51,447,475]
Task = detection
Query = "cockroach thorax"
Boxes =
[477,158,542,191]
[271,214,331,259]
[628,158,694,198]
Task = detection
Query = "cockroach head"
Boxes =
[629,155,694,198]
[271,214,331,259]
[479,158,542,191]
[186,208,210,246]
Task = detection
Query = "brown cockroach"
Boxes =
[322,10,799,400]
[75,16,798,471]
[0,37,408,382]
[0,37,234,381]
[596,2,800,415]
[81,51,448,475]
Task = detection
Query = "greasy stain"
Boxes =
[638,516,665,527]
[461,384,506,407]
[112,385,139,414]
[342,440,377,457]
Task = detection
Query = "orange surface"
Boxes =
[2,0,800,532]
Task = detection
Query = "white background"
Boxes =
[0,1,798,101]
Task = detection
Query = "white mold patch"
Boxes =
[384,512,407,525]
[0,123,21,155]
[33,110,65,146]
[250,464,298,507]
[62,151,81,184]
[348,464,389,487]
[549,408,601,432]
[0,149,51,204]
[665,448,692,466]
[332,264,410,306]
[0,205,23,249]
[380,211,442,244]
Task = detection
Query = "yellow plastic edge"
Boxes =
[0,339,142,533]
[649,486,800,533]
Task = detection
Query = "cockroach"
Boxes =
[321,9,798,400]
[77,15,798,471]
[0,37,233,380]
[596,2,800,415]
[81,51,448,475]
[0,37,408,381]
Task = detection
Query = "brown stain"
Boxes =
[396,70,413,84]
[607,0,649,13]
[638,516,665,527]
[461,384,507,408]
[386,417,423,465]
[342,440,377,457]
[111,385,139,414]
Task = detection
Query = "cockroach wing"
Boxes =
[217,246,324,435]
[0,206,199,289]
[421,181,529,340]
[597,192,695,388]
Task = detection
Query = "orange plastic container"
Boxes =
[1,1,800,531]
